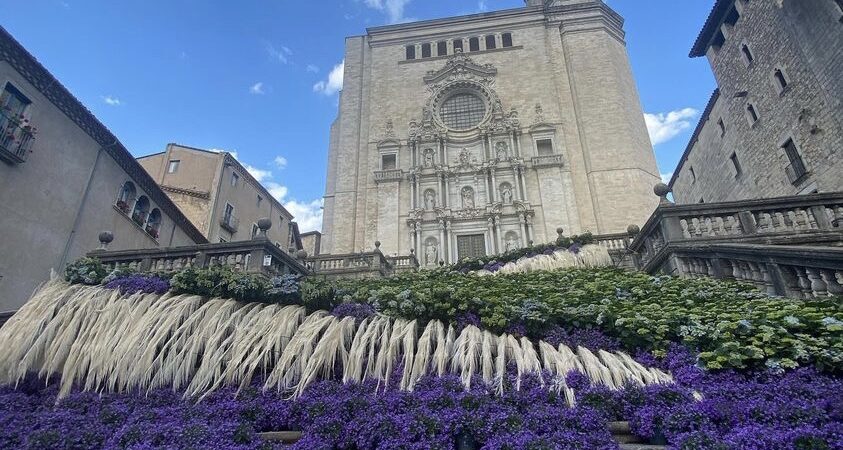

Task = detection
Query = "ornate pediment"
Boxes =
[423,50,498,85]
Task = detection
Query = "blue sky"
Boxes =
[1,0,716,232]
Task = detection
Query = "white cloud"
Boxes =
[273,156,288,170]
[102,95,122,106]
[644,108,699,146]
[265,182,289,202]
[266,43,293,64]
[661,172,674,184]
[249,82,265,95]
[363,0,414,23]
[243,164,272,183]
[285,199,323,233]
[306,64,319,73]
[313,60,345,96]
[478,0,488,11]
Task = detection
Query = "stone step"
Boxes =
[257,431,302,444]
[608,421,632,434]
[614,433,646,444]
[619,445,667,450]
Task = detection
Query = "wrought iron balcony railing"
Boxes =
[0,108,35,164]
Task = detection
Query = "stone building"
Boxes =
[0,28,206,315]
[321,0,661,265]
[300,231,322,257]
[670,0,843,204]
[138,144,300,251]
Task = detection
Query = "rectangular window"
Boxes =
[836,0,843,21]
[421,43,432,58]
[231,172,240,187]
[724,7,740,26]
[740,44,754,66]
[453,39,463,53]
[485,35,497,50]
[406,45,416,60]
[257,195,263,207]
[502,33,513,48]
[437,41,448,56]
[773,68,789,93]
[167,160,180,173]
[381,154,397,170]
[746,103,759,124]
[223,203,235,225]
[469,37,480,52]
[782,138,808,185]
[730,152,742,177]
[717,118,726,137]
[536,139,553,156]
[0,83,31,116]
[251,223,259,238]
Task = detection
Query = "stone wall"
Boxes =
[672,0,843,204]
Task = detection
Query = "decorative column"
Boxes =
[438,220,446,265]
[439,138,446,166]
[508,132,516,159]
[411,142,417,168]
[513,131,521,157]
[525,214,534,244]
[484,134,492,161]
[446,220,456,263]
[415,221,422,260]
[519,214,527,248]
[443,173,451,208]
[486,217,495,254]
[490,167,498,203]
[494,216,503,252]
[512,165,522,200]
[518,166,528,201]
[412,174,419,210]
[408,222,418,257]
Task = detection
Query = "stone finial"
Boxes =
[654,183,673,205]
[374,241,382,253]
[97,231,114,251]
[439,260,445,267]
[410,248,415,255]
[556,227,564,237]
[257,218,272,232]
[627,224,641,237]
[296,249,308,260]
[529,240,534,246]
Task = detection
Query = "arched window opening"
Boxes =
[502,33,513,48]
[469,37,480,52]
[746,103,759,123]
[146,208,162,239]
[132,196,150,227]
[773,68,788,92]
[485,35,497,50]
[741,44,754,65]
[116,181,136,214]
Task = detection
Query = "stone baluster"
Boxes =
[759,264,777,296]
[821,270,843,296]
[805,268,828,297]
[680,219,691,238]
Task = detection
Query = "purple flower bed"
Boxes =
[104,274,170,295]
[330,302,376,323]
[2,351,840,450]
[542,325,621,352]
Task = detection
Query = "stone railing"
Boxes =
[671,243,843,298]
[304,242,420,279]
[531,154,565,168]
[88,219,309,277]
[627,185,843,297]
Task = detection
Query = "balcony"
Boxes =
[531,154,564,168]
[220,214,240,233]
[785,158,808,185]
[374,169,404,183]
[0,108,36,164]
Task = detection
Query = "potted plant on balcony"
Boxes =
[132,212,146,226]
[116,200,130,214]
[145,226,159,239]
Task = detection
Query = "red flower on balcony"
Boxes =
[146,226,159,239]
[116,200,130,214]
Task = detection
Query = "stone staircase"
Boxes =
[257,421,668,449]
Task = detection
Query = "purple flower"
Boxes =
[330,303,375,323]
[104,275,170,295]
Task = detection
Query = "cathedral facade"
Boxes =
[321,0,661,265]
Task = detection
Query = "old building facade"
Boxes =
[670,0,843,204]
[321,0,661,265]
[0,28,205,314]
[138,144,299,251]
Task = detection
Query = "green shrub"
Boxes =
[300,268,843,372]
[170,266,270,303]
[64,257,108,285]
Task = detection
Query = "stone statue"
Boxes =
[459,148,470,166]
[425,241,438,266]
[424,189,437,210]
[496,142,508,160]
[423,149,434,168]
[461,187,475,209]
[505,233,520,252]
[501,184,513,204]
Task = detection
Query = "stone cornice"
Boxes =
[0,26,208,244]
[160,185,211,200]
